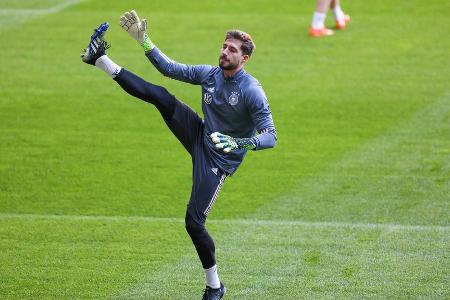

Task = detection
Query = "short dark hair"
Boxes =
[225,30,256,56]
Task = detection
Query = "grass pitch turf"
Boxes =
[0,0,449,299]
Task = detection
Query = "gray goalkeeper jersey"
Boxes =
[146,47,277,174]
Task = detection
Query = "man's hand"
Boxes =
[210,132,256,153]
[120,10,154,51]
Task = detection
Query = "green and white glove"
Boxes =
[119,10,154,52]
[210,132,256,153]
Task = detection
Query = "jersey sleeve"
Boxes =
[245,84,277,150]
[145,47,213,85]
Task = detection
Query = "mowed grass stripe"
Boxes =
[1,215,447,299]
[217,223,449,299]
[253,91,450,225]
[1,213,448,232]
[98,214,448,299]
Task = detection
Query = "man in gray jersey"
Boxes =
[81,10,276,300]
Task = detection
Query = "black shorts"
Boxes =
[165,99,227,225]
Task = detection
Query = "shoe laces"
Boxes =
[103,40,111,50]
[93,38,110,51]
[90,27,110,50]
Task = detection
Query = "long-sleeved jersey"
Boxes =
[146,47,277,175]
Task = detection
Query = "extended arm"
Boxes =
[146,47,213,85]
[120,10,212,85]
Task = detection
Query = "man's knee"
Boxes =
[185,211,205,237]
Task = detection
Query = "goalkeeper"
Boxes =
[81,10,276,300]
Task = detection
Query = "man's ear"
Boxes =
[242,54,250,64]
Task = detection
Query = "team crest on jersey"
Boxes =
[228,91,239,106]
[206,87,215,93]
[203,92,212,104]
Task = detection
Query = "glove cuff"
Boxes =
[141,35,155,52]
[236,137,257,150]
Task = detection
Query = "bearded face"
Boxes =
[219,54,238,70]
[219,38,248,72]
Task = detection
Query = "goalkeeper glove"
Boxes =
[119,10,154,52]
[210,132,256,153]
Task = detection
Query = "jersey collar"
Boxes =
[222,68,245,83]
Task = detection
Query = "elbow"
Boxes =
[261,130,277,150]
[257,134,276,150]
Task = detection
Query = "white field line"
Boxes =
[0,0,83,28]
[0,0,83,14]
[0,213,448,232]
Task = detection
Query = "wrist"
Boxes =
[141,35,154,52]
[236,137,256,150]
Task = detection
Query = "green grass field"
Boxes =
[0,0,449,298]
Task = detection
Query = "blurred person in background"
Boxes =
[309,0,350,37]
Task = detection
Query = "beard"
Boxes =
[219,57,238,70]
